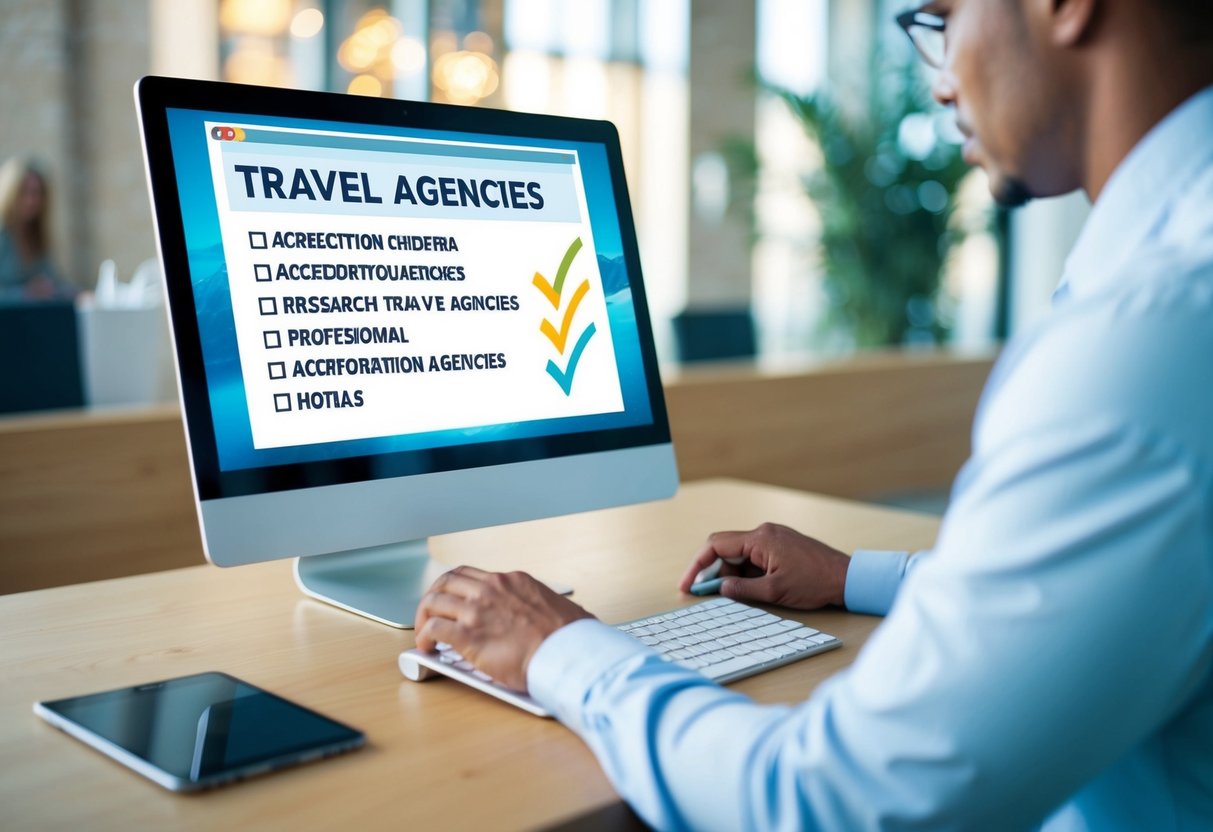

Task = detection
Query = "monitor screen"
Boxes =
[137,77,676,624]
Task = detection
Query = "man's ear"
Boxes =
[1051,0,1099,47]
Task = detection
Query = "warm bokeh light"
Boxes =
[430,30,458,59]
[463,31,494,55]
[224,41,292,86]
[391,37,427,74]
[336,7,408,91]
[347,74,383,97]
[338,37,378,71]
[364,14,402,47]
[432,51,499,105]
[289,8,324,39]
[219,0,292,36]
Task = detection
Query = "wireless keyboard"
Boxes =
[399,598,841,718]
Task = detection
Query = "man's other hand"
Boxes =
[678,523,850,610]
[414,566,594,691]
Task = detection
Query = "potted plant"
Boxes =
[775,56,971,347]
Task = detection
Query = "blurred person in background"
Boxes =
[0,157,76,303]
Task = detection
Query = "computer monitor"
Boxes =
[136,77,678,628]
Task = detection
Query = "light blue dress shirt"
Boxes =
[527,85,1213,831]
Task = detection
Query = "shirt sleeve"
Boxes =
[843,549,922,615]
[526,420,1213,831]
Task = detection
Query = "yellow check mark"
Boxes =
[539,280,591,354]
[532,271,561,308]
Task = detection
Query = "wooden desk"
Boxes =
[1,480,939,830]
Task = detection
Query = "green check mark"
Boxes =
[546,323,596,396]
[532,237,584,308]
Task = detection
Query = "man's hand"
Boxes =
[414,566,594,691]
[678,523,850,610]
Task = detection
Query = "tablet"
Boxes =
[34,671,365,791]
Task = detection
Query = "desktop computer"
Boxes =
[136,77,678,628]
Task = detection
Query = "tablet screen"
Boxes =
[38,671,363,786]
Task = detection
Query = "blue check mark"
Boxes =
[545,322,596,395]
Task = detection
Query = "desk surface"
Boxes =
[1,479,939,831]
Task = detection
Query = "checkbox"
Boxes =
[259,297,277,316]
[249,231,267,249]
[273,393,291,413]
[254,264,271,282]
[264,330,281,349]
[268,361,286,380]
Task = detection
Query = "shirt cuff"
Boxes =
[844,549,910,616]
[527,618,652,730]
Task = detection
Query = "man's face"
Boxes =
[924,0,1082,206]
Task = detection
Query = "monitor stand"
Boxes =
[294,541,440,628]
[293,541,574,629]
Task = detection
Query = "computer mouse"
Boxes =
[693,556,746,584]
[689,577,725,596]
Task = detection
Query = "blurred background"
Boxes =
[0,0,1091,411]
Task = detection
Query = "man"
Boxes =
[415,1,1213,827]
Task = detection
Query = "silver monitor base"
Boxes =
[293,541,443,629]
[293,541,576,629]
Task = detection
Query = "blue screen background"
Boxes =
[166,108,654,472]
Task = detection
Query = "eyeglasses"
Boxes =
[896,9,947,68]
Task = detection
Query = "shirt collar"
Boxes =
[1055,83,1213,304]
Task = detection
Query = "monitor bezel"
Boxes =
[136,76,672,504]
